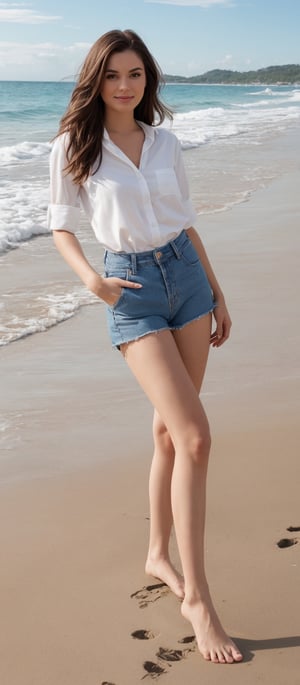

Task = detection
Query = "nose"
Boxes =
[119,77,131,91]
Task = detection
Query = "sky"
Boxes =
[0,0,299,81]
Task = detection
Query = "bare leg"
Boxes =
[145,317,212,599]
[145,410,185,599]
[121,321,243,664]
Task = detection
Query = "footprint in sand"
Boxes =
[132,629,156,640]
[131,582,169,608]
[156,647,189,662]
[287,525,300,532]
[142,661,166,679]
[277,538,298,548]
[101,682,116,684]
[138,636,196,679]
[141,644,195,679]
[178,635,196,645]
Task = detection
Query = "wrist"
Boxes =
[85,271,106,296]
[213,291,225,305]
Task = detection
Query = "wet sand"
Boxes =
[0,168,299,683]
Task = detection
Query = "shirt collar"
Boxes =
[103,120,156,149]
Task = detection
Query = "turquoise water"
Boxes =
[164,83,296,111]
[1,81,299,147]
[0,81,74,146]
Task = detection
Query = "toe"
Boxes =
[217,650,227,664]
[229,642,243,662]
[202,649,211,661]
[233,650,243,662]
[223,648,234,664]
[211,650,220,664]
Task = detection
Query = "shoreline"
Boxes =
[1,76,299,86]
[166,80,300,86]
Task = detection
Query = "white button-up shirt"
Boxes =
[48,121,197,253]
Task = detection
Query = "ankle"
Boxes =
[183,583,210,606]
[146,549,169,564]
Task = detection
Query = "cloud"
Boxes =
[0,40,91,64]
[145,0,233,6]
[218,53,233,66]
[0,41,91,80]
[0,3,61,23]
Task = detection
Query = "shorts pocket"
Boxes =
[180,239,200,266]
[104,268,130,310]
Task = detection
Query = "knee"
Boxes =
[183,425,211,465]
[153,416,174,458]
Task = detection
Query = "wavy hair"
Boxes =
[56,29,173,185]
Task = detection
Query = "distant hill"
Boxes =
[164,64,300,85]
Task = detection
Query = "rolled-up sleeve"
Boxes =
[47,134,81,233]
[174,138,198,228]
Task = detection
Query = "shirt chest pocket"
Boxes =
[148,168,180,197]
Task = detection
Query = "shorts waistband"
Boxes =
[104,230,188,274]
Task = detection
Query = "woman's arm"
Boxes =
[49,136,141,306]
[53,230,100,289]
[53,230,142,306]
[186,227,232,347]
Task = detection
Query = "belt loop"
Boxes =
[170,239,181,259]
[131,253,137,275]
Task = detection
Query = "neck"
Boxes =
[104,111,139,134]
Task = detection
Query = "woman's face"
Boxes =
[100,49,146,116]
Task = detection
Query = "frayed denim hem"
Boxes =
[112,326,171,351]
[112,306,215,351]
[170,306,215,332]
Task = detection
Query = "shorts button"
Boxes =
[156,251,162,259]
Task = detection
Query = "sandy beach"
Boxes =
[1,156,300,682]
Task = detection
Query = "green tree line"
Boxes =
[164,64,300,85]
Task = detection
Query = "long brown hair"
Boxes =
[56,29,173,185]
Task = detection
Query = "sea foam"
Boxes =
[0,176,49,253]
[0,141,51,166]
[0,288,99,347]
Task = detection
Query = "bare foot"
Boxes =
[145,557,185,600]
[181,591,243,664]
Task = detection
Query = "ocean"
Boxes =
[0,80,300,346]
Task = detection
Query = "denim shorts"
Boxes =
[104,230,215,349]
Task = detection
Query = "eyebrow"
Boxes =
[105,67,143,74]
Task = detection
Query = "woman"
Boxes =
[48,29,243,665]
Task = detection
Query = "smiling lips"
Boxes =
[114,96,134,101]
